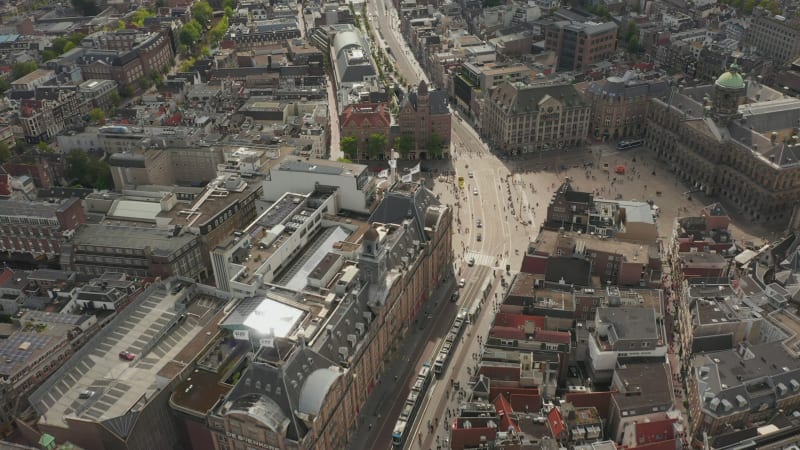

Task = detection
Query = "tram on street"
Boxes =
[391,362,433,447]
[432,309,468,377]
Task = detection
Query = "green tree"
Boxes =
[180,20,203,49]
[426,133,444,158]
[340,136,359,160]
[394,135,414,158]
[89,107,105,123]
[0,143,12,163]
[110,91,121,108]
[624,20,638,42]
[192,0,213,27]
[67,149,89,181]
[36,141,54,153]
[210,16,229,44]
[12,61,38,80]
[42,49,58,61]
[367,133,387,158]
[63,41,77,53]
[67,149,113,189]
[336,157,352,163]
[131,9,155,27]
[222,0,236,9]
[628,35,640,53]
[0,79,9,95]
[224,5,234,17]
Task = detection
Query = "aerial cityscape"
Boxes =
[0,0,798,448]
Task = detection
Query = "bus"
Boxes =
[616,139,644,150]
[391,363,433,447]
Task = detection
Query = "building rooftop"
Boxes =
[277,158,366,177]
[11,69,54,86]
[534,229,654,263]
[0,200,60,219]
[694,342,800,417]
[30,281,225,432]
[0,311,90,378]
[612,363,673,413]
[70,224,198,256]
[597,307,659,341]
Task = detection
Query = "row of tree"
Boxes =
[339,134,444,160]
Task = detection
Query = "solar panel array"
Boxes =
[0,333,53,375]
[23,311,83,325]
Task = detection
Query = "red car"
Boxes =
[119,351,136,361]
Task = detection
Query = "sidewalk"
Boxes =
[347,273,456,450]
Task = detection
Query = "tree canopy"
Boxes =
[12,61,38,80]
[367,133,387,158]
[340,136,359,160]
[0,143,12,163]
[426,133,444,157]
[180,20,203,48]
[131,9,155,27]
[67,149,113,189]
[89,108,105,124]
[192,0,214,27]
[394,135,414,158]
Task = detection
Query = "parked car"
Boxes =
[78,390,95,399]
[119,350,136,361]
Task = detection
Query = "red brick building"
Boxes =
[339,102,392,159]
[398,81,451,159]
[0,198,86,257]
[545,21,618,72]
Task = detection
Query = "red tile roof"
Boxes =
[490,326,525,340]
[478,365,519,381]
[489,386,539,402]
[0,172,11,197]
[493,312,545,330]
[547,407,566,438]
[510,394,541,413]
[634,418,675,445]
[632,439,679,450]
[564,391,613,419]
[493,394,520,432]
[533,329,571,344]
[340,103,391,129]
[0,269,12,286]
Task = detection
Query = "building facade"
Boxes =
[0,198,86,258]
[544,20,618,72]
[398,81,452,159]
[60,224,206,280]
[644,64,800,227]
[339,103,392,159]
[483,81,590,155]
[748,13,800,63]
[581,73,669,140]
[182,182,452,450]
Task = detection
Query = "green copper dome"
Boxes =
[715,63,745,90]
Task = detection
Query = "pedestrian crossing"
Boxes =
[464,252,503,268]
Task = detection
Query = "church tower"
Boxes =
[711,62,746,124]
